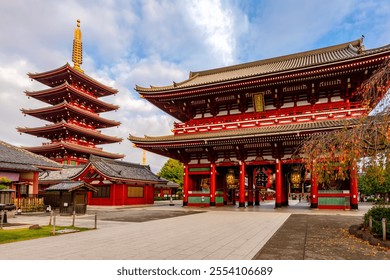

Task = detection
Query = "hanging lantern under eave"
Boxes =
[289,166,302,189]
[225,169,237,189]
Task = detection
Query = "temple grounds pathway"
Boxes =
[0,201,381,260]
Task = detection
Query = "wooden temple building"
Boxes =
[18,20,124,165]
[130,38,390,209]
[39,155,165,206]
[0,140,61,210]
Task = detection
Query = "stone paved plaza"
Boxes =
[0,200,377,260]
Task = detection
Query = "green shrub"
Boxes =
[0,177,12,190]
[364,205,390,237]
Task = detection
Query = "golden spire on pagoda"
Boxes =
[72,19,84,73]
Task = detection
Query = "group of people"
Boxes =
[291,194,310,203]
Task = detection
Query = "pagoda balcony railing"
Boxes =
[68,119,97,130]
[69,101,98,115]
[72,83,98,98]
[173,102,365,134]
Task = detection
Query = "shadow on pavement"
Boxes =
[253,214,390,260]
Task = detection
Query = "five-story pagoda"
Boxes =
[18,20,124,165]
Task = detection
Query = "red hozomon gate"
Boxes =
[130,38,390,209]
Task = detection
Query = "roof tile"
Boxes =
[0,140,61,171]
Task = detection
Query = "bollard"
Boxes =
[169,196,174,206]
[52,213,56,235]
[94,213,97,229]
[0,210,3,230]
[72,210,76,227]
[382,218,387,241]
[369,216,373,231]
[49,210,53,226]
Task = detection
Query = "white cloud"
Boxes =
[0,60,32,92]
[186,0,237,66]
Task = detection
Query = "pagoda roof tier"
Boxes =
[21,101,121,129]
[28,63,117,97]
[136,39,390,95]
[22,141,124,160]
[129,118,357,159]
[25,82,119,113]
[17,121,122,145]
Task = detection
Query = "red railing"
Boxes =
[173,102,365,134]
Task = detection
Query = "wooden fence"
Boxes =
[12,197,45,212]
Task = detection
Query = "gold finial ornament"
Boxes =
[142,150,147,165]
[72,19,84,73]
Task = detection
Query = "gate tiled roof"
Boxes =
[129,119,357,144]
[136,38,390,92]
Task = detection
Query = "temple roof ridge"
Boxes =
[190,38,363,78]
[69,154,164,183]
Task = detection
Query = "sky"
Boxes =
[1,0,390,173]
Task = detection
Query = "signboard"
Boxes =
[253,92,265,112]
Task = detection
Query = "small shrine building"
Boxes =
[130,38,390,209]
[39,155,166,206]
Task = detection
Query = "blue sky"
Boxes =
[1,0,390,172]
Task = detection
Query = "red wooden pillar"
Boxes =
[310,173,318,208]
[111,183,116,206]
[122,184,126,205]
[32,171,39,196]
[183,165,189,206]
[247,169,253,206]
[350,164,358,209]
[239,161,246,207]
[210,163,216,206]
[87,191,92,205]
[275,159,282,208]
